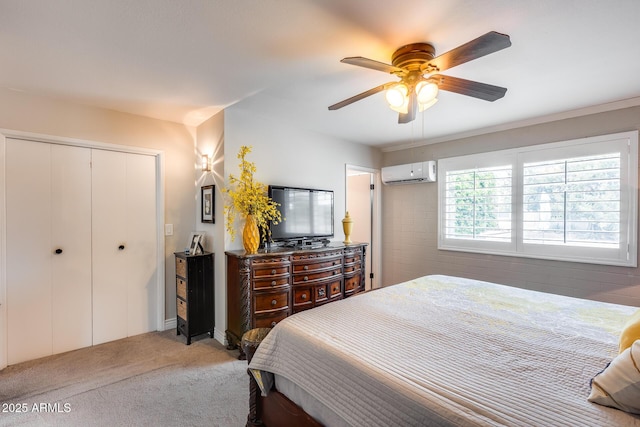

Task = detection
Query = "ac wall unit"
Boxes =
[381,161,436,185]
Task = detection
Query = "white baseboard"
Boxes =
[212,328,226,345]
[164,317,177,331]
[164,317,226,346]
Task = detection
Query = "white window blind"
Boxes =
[438,131,638,267]
[444,165,512,242]
[522,153,620,248]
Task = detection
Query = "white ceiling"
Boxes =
[2,0,640,150]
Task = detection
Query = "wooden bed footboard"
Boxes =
[243,328,322,427]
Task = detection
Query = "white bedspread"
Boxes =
[249,275,640,426]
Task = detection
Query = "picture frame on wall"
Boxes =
[188,232,205,255]
[201,185,215,223]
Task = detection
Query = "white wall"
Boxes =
[195,110,226,343]
[381,105,640,307]
[223,105,382,250]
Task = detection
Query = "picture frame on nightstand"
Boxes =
[188,232,205,255]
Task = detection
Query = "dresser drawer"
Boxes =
[176,257,187,278]
[253,265,290,279]
[294,267,342,285]
[176,277,187,300]
[253,276,290,290]
[177,298,187,321]
[294,286,313,307]
[344,275,361,293]
[329,279,342,298]
[293,256,342,274]
[343,262,361,274]
[251,257,290,278]
[292,250,343,263]
[254,290,290,313]
[344,255,362,266]
[254,310,289,329]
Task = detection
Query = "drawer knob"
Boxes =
[271,280,276,287]
[270,321,277,327]
[301,293,307,300]
[271,269,276,275]
[54,248,63,254]
[303,265,309,270]
[303,276,308,281]
[271,299,277,306]
[119,244,125,250]
[318,289,325,297]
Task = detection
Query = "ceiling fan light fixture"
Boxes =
[385,84,408,108]
[416,81,438,104]
[329,31,511,123]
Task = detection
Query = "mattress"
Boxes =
[249,274,640,426]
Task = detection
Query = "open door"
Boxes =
[346,165,381,290]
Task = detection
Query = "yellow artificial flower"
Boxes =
[222,145,282,242]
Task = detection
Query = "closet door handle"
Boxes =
[118,245,125,250]
[54,248,63,254]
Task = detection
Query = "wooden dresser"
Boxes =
[225,243,366,351]
[174,251,215,345]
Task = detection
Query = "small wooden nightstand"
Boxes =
[174,251,215,345]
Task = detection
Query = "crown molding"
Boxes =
[381,96,640,152]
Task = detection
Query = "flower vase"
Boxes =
[243,214,260,254]
[342,211,353,244]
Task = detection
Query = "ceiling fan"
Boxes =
[328,31,511,124]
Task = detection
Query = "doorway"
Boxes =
[345,165,381,290]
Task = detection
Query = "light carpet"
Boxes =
[0,330,248,426]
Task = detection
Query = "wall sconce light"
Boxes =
[202,154,211,172]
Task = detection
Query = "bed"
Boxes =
[247,274,640,426]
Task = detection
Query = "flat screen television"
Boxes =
[268,185,334,244]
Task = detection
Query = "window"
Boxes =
[438,131,638,266]
[522,153,620,248]
[444,164,512,243]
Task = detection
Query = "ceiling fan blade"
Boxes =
[398,91,417,124]
[328,84,390,110]
[424,31,511,73]
[429,74,507,101]
[341,57,404,74]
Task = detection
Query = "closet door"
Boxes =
[125,153,158,336]
[6,139,92,364]
[91,150,157,345]
[51,145,93,354]
[92,150,128,344]
[6,139,52,364]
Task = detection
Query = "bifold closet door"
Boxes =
[50,145,93,353]
[124,153,158,337]
[6,139,92,364]
[91,150,158,345]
